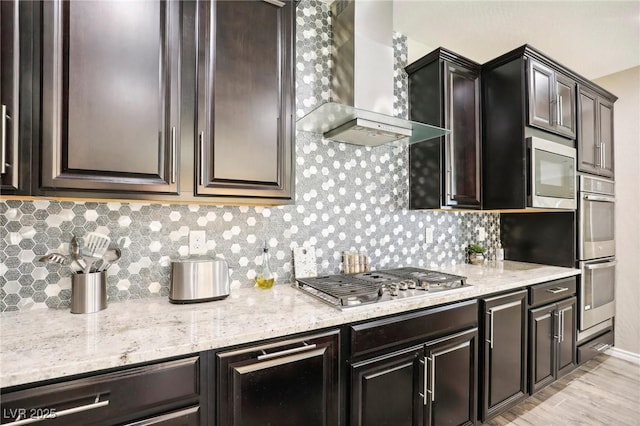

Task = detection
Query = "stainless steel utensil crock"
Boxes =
[71,271,107,314]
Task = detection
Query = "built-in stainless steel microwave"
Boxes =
[527,136,577,210]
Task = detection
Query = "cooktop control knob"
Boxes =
[388,284,399,296]
[398,281,409,291]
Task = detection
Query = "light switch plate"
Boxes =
[292,246,317,279]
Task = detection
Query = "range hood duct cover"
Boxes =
[296,0,449,146]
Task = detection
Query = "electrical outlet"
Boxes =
[476,226,486,242]
[189,230,207,255]
[425,227,434,244]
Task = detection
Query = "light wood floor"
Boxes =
[484,354,640,426]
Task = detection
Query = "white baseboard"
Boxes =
[606,347,640,364]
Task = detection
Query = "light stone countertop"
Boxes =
[0,261,580,389]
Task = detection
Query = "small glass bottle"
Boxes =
[255,242,275,289]
[496,242,505,261]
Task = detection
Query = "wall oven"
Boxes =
[578,175,615,260]
[577,175,616,336]
[527,136,576,210]
[579,257,616,331]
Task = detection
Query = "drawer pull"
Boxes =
[9,395,109,425]
[263,0,286,7]
[546,287,569,294]
[257,343,317,361]
[594,343,612,352]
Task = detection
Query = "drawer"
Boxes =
[349,299,478,359]
[529,276,577,307]
[578,330,614,364]
[1,356,200,426]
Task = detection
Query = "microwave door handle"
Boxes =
[583,194,616,203]
[585,260,618,270]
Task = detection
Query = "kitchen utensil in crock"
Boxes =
[83,233,111,273]
[38,253,69,266]
[99,247,122,271]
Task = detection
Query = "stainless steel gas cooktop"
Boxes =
[295,267,469,310]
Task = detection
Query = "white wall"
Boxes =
[594,66,640,356]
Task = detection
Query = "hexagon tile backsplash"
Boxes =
[0,0,500,311]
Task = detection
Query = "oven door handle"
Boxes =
[585,260,617,270]
[583,194,615,203]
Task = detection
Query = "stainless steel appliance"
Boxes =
[578,175,615,260]
[577,175,616,339]
[295,267,469,310]
[170,257,230,303]
[579,257,616,331]
[527,136,577,209]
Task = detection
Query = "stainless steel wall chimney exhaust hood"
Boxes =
[296,0,449,147]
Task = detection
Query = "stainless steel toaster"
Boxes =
[170,257,230,303]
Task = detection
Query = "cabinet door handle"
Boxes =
[545,287,569,294]
[560,310,564,343]
[257,343,317,361]
[1,104,7,175]
[419,357,428,406]
[601,141,606,169]
[426,355,435,402]
[486,309,494,349]
[558,95,563,127]
[263,0,286,7]
[198,132,205,186]
[170,126,177,184]
[9,395,109,425]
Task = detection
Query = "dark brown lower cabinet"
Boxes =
[529,297,577,394]
[479,290,528,422]
[0,356,205,425]
[348,300,478,426]
[216,329,340,426]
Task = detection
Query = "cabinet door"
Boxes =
[196,0,294,200]
[577,87,599,174]
[598,98,614,178]
[528,59,555,132]
[555,73,576,139]
[0,0,23,193]
[557,297,577,378]
[351,346,423,426]
[529,304,557,394]
[40,0,180,194]
[424,328,477,426]
[217,330,339,426]
[443,63,481,207]
[480,290,527,421]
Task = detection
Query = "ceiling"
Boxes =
[393,0,640,80]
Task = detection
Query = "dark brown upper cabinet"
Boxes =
[195,0,294,201]
[578,85,615,178]
[1,0,31,194]
[38,0,181,196]
[528,59,576,139]
[482,45,615,210]
[407,48,482,209]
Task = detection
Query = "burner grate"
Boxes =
[296,275,382,305]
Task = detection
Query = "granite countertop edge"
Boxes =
[0,261,580,389]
